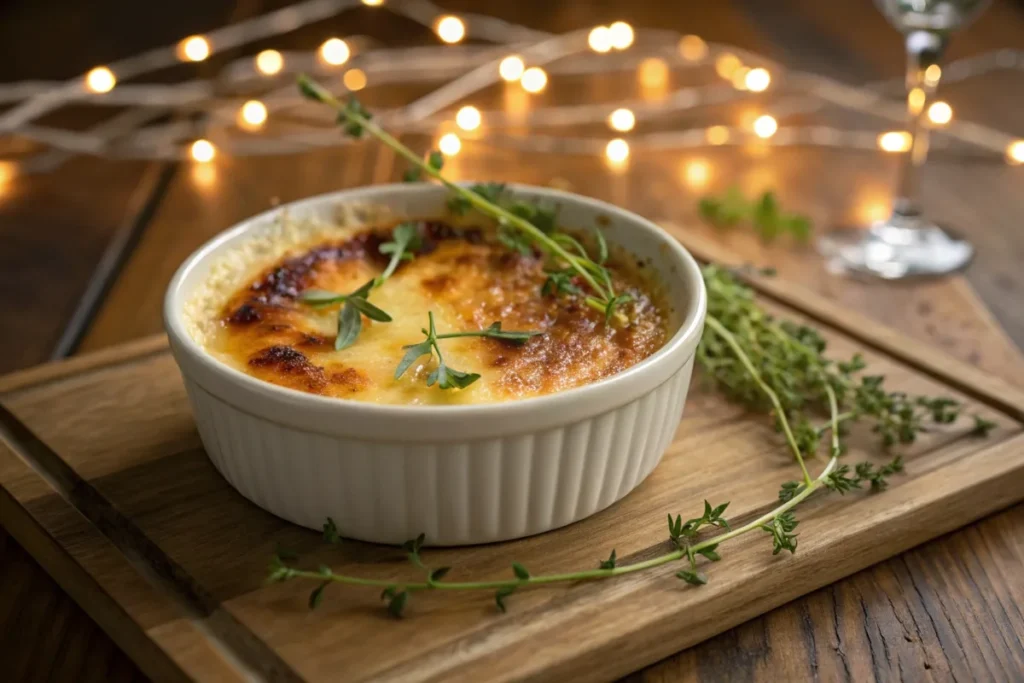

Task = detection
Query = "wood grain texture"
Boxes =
[3,0,1024,680]
[2,266,1024,682]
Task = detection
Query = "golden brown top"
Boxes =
[202,221,669,405]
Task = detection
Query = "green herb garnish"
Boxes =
[699,186,811,242]
[269,266,997,616]
[394,312,541,390]
[299,278,391,351]
[297,75,629,325]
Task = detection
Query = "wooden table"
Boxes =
[2,0,1024,680]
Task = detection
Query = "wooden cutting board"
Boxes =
[2,233,1024,683]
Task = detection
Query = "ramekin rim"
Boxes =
[163,182,707,422]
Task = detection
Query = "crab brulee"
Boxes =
[187,213,669,406]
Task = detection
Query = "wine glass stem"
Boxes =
[892,30,946,219]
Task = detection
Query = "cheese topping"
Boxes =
[192,218,670,405]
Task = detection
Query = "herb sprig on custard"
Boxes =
[297,75,630,325]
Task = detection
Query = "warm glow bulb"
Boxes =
[605,138,630,164]
[0,161,17,189]
[362,0,384,5]
[608,21,634,50]
[240,100,267,128]
[344,68,367,91]
[924,64,941,86]
[638,58,669,89]
[456,105,482,131]
[179,35,210,62]
[745,67,771,92]
[521,67,547,93]
[730,66,750,90]
[682,159,710,189]
[191,139,216,163]
[927,101,952,125]
[588,26,612,53]
[715,53,741,79]
[255,50,284,75]
[608,108,635,132]
[753,115,778,139]
[319,38,350,66]
[439,133,462,156]
[878,131,911,153]
[1006,140,1024,164]
[499,55,525,81]
[706,125,729,146]
[436,15,466,44]
[907,87,926,114]
[85,66,116,93]
[678,35,708,62]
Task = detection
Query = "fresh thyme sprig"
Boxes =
[299,279,391,351]
[394,312,542,390]
[699,186,811,243]
[297,222,423,349]
[297,75,630,325]
[268,269,995,616]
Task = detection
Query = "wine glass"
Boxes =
[818,0,991,279]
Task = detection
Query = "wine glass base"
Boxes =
[817,217,974,280]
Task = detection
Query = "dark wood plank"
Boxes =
[3,0,1024,680]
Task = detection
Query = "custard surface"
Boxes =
[198,221,669,405]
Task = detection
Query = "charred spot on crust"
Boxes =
[329,367,370,392]
[228,303,261,324]
[420,273,453,294]
[248,345,327,391]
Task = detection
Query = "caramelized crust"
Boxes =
[203,222,669,405]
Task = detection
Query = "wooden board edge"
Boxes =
[388,430,1024,683]
[0,483,193,683]
[0,334,168,395]
[661,222,1024,422]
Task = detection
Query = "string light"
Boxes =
[927,101,952,125]
[682,159,710,189]
[192,163,217,189]
[499,55,525,82]
[456,105,482,131]
[178,35,211,62]
[706,125,729,145]
[435,15,465,44]
[588,26,612,53]
[715,53,742,79]
[745,68,771,92]
[255,50,284,75]
[344,68,367,91]
[878,131,912,153]
[907,87,926,114]
[439,132,461,156]
[319,38,350,66]
[85,66,116,93]
[521,67,547,93]
[605,138,630,164]
[638,58,669,89]
[239,100,267,128]
[678,35,708,62]
[0,160,16,193]
[1007,140,1024,164]
[730,66,750,90]
[753,114,778,139]
[608,21,634,50]
[608,108,635,132]
[190,139,216,163]
[924,64,941,86]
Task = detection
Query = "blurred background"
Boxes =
[1,1,1023,680]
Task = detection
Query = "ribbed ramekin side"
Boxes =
[180,356,693,546]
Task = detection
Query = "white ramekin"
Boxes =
[164,183,706,546]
